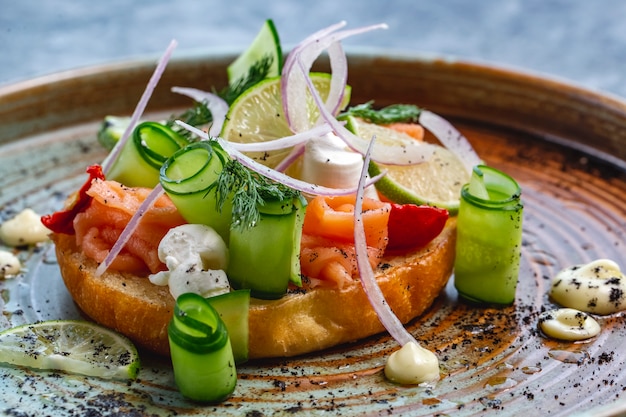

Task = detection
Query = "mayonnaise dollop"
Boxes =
[384,342,440,385]
[299,132,379,199]
[550,259,626,315]
[301,132,364,188]
[149,224,230,299]
[538,308,601,341]
[0,250,21,279]
[0,208,50,246]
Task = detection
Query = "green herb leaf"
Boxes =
[161,55,275,141]
[212,158,301,230]
[219,55,275,105]
[339,101,422,124]
[165,100,214,140]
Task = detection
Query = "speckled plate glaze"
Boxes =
[0,50,625,417]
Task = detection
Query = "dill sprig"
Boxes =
[165,100,214,140]
[164,54,276,140]
[339,101,422,124]
[219,54,276,105]
[213,158,301,230]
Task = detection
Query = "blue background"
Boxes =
[2,0,626,99]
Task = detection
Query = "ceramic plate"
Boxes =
[0,50,625,416]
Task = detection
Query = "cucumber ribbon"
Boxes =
[106,122,189,188]
[160,141,233,243]
[454,165,524,305]
[228,193,306,299]
[160,140,307,299]
[168,292,237,402]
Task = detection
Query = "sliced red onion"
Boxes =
[281,21,348,129]
[419,110,482,174]
[282,22,386,132]
[273,118,349,172]
[224,123,332,152]
[175,118,388,195]
[216,136,385,196]
[353,138,416,347]
[171,86,228,137]
[95,184,165,277]
[102,40,178,174]
[273,143,305,172]
[325,41,348,116]
[296,59,437,165]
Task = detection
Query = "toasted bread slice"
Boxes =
[53,218,455,359]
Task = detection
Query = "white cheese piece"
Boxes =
[149,224,230,299]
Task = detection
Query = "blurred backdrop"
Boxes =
[2,0,626,98]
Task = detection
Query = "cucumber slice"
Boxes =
[106,122,189,188]
[207,289,251,364]
[227,19,282,86]
[97,116,131,151]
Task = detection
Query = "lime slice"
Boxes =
[0,320,140,380]
[220,72,351,168]
[227,19,283,86]
[348,116,470,214]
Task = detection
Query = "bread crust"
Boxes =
[53,218,456,359]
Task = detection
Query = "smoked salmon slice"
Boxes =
[300,195,390,288]
[73,179,186,274]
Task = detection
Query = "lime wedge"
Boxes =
[227,19,283,86]
[220,72,351,168]
[347,116,470,214]
[0,320,140,380]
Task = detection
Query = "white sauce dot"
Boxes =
[0,209,51,247]
[0,250,21,278]
[538,308,601,341]
[549,259,626,315]
[384,341,439,385]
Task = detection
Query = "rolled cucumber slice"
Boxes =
[207,289,251,364]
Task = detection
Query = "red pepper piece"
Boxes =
[41,164,105,234]
[386,203,449,252]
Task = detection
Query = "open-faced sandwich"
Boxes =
[42,19,482,401]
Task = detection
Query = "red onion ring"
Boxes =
[296,59,437,165]
[223,123,332,152]
[175,120,386,196]
[281,21,348,130]
[219,137,385,196]
[419,110,482,174]
[273,144,305,172]
[353,137,417,347]
[102,40,178,174]
[325,41,348,116]
[282,22,387,133]
[171,86,229,137]
[95,184,165,277]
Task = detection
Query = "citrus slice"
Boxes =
[220,72,351,168]
[227,19,283,86]
[0,320,140,380]
[347,116,470,214]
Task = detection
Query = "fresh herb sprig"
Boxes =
[212,157,301,230]
[164,54,276,140]
[219,55,276,105]
[339,101,422,124]
[165,100,214,140]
